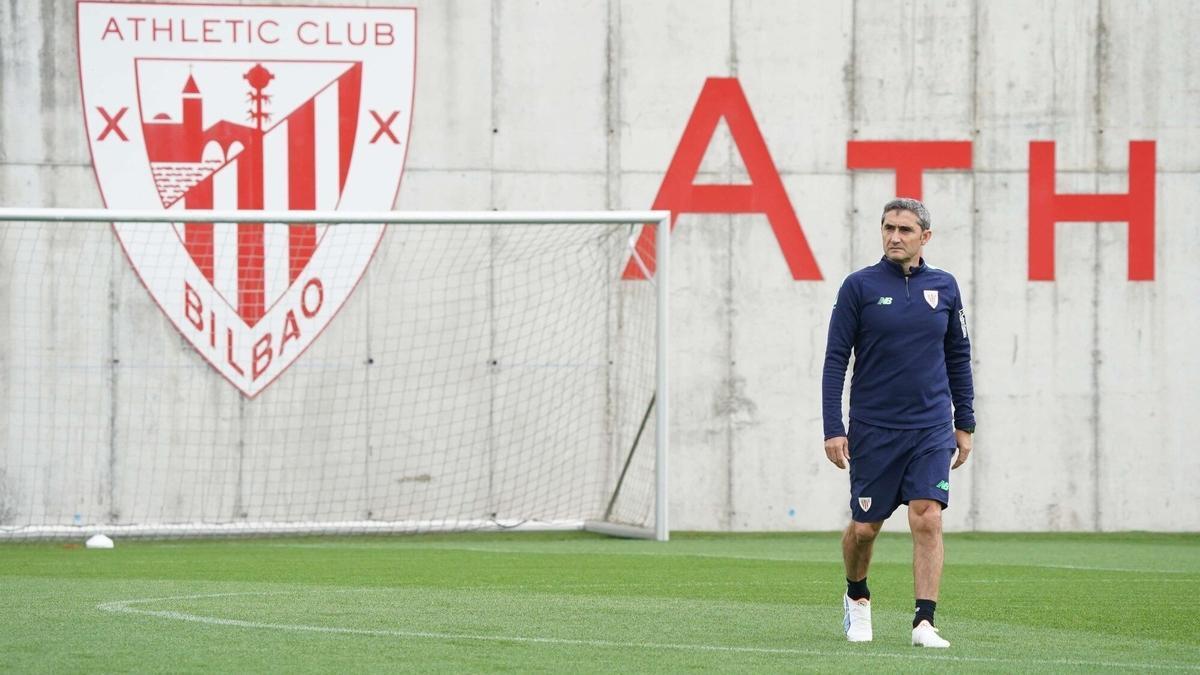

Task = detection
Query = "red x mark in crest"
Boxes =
[96,106,129,141]
[369,109,400,144]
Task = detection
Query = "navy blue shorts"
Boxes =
[848,419,955,523]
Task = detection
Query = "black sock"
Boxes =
[913,599,936,627]
[846,577,870,601]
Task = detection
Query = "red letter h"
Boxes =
[1028,141,1156,281]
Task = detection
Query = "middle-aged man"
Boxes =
[821,197,975,649]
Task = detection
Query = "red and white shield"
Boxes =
[77,2,415,397]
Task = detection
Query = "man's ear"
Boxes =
[922,228,933,245]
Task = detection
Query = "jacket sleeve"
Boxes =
[944,277,975,430]
[821,278,859,439]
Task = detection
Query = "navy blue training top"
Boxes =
[821,256,975,438]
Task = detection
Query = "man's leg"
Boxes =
[908,499,943,601]
[841,520,882,642]
[845,421,900,585]
[908,498,950,648]
[843,520,883,582]
[842,420,905,643]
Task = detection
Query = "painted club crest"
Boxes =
[77,2,415,397]
[924,289,939,309]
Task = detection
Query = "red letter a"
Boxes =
[623,78,822,280]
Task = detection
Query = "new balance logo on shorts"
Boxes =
[936,480,950,491]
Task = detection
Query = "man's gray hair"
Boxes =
[881,198,931,231]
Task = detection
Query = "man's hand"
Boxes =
[824,436,849,469]
[952,429,973,469]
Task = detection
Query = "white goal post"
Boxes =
[0,208,670,541]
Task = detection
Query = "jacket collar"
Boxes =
[880,255,927,277]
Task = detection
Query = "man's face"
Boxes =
[881,209,931,264]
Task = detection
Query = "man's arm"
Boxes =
[945,278,975,468]
[822,278,859,468]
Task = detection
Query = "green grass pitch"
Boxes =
[1,531,1197,672]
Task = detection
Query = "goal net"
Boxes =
[0,208,670,541]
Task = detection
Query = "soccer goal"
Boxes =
[0,208,670,541]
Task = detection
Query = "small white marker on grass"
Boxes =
[86,534,114,549]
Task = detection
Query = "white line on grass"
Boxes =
[1035,563,1196,574]
[259,542,1199,574]
[97,592,1200,671]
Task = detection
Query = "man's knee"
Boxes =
[908,500,943,534]
[849,520,882,544]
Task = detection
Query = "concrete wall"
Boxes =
[1,0,1197,532]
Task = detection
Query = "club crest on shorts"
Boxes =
[77,2,416,397]
[924,289,939,309]
[858,497,872,512]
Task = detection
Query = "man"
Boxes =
[821,198,975,649]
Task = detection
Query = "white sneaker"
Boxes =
[911,619,950,648]
[842,595,872,642]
